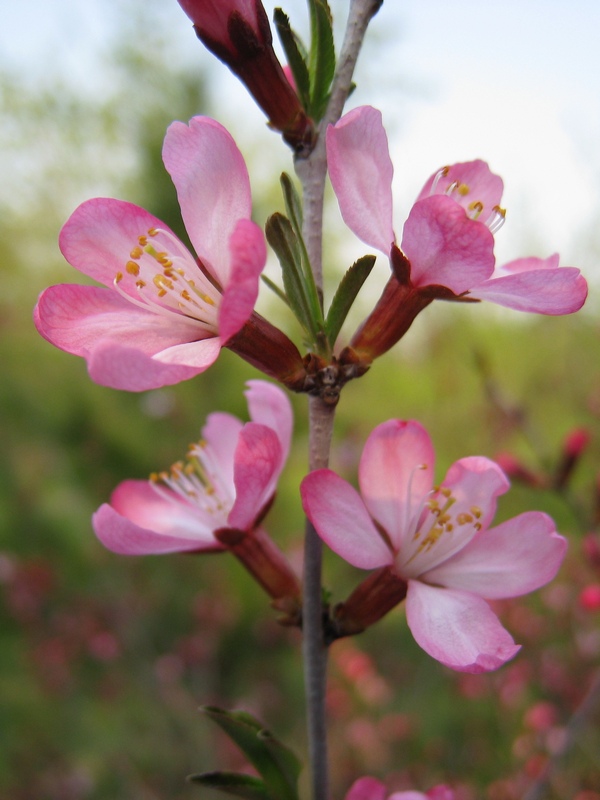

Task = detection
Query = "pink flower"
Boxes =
[345,777,454,800]
[326,106,587,360]
[301,419,567,673]
[34,116,267,392]
[92,380,300,601]
[176,0,314,152]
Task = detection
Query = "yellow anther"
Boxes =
[154,274,174,291]
[115,271,123,282]
[468,201,484,219]
[474,522,482,531]
[446,523,454,532]
[136,279,146,288]
[150,472,159,482]
[130,246,143,259]
[493,205,506,219]
[457,513,474,526]
[470,506,482,519]
[458,183,470,196]
[138,235,148,246]
[148,227,158,237]
[440,487,452,498]
[126,261,140,276]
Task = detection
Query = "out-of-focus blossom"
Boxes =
[176,0,314,152]
[327,106,587,363]
[302,419,567,673]
[344,776,455,800]
[93,381,299,601]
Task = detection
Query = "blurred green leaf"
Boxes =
[188,771,271,799]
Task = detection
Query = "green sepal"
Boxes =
[188,771,271,800]
[199,706,301,800]
[273,9,311,111]
[307,0,335,120]
[325,255,376,345]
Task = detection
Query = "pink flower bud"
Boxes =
[579,584,600,612]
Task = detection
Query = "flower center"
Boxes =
[150,439,233,525]
[430,166,506,233]
[113,226,222,331]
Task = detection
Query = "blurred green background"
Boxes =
[2,2,600,799]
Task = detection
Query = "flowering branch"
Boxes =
[294,2,383,798]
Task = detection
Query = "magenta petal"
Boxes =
[227,423,283,531]
[301,470,392,569]
[218,219,267,342]
[244,380,293,466]
[406,581,520,673]
[59,198,176,287]
[416,159,504,227]
[326,106,395,254]
[358,420,434,551]
[424,512,567,598]
[87,338,221,391]
[163,116,252,284]
[469,266,588,314]
[345,777,388,800]
[93,481,223,554]
[401,196,495,292]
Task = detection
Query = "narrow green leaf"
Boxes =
[273,9,311,110]
[265,213,314,336]
[280,173,303,235]
[188,770,271,800]
[261,274,290,307]
[258,730,302,790]
[325,255,376,345]
[200,707,300,800]
[307,0,335,120]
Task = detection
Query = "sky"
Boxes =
[2,0,600,288]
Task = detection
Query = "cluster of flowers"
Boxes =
[33,0,588,795]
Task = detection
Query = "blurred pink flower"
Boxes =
[345,776,454,800]
[301,419,567,673]
[35,116,267,391]
[326,106,587,362]
[93,380,299,601]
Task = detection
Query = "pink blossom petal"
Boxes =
[423,512,567,598]
[93,481,223,554]
[218,219,267,342]
[327,106,395,255]
[163,116,252,284]
[301,470,392,569]
[58,198,175,287]
[417,160,504,227]
[389,793,428,800]
[358,420,435,552]
[469,264,588,314]
[345,777,388,800]
[202,412,244,501]
[227,423,283,530]
[244,380,293,465]
[87,337,221,391]
[405,581,520,673]
[401,196,495,292]
[34,284,203,358]
[493,253,560,275]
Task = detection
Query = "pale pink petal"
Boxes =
[389,793,428,800]
[405,581,520,673]
[493,254,560,276]
[301,470,392,569]
[163,116,252,284]
[469,265,588,314]
[58,198,176,287]
[218,219,267,342]
[358,420,434,552]
[345,777,388,800]
[87,337,221,391]
[327,106,395,255]
[93,481,223,554]
[399,457,510,577]
[401,196,495,293]
[202,412,244,501]
[227,423,283,530]
[416,160,504,227]
[34,284,203,358]
[423,512,567,598]
[244,380,293,465]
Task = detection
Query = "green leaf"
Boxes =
[307,0,335,120]
[260,274,290,307]
[273,9,311,110]
[325,255,376,345]
[188,771,271,800]
[265,213,314,336]
[200,707,301,800]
